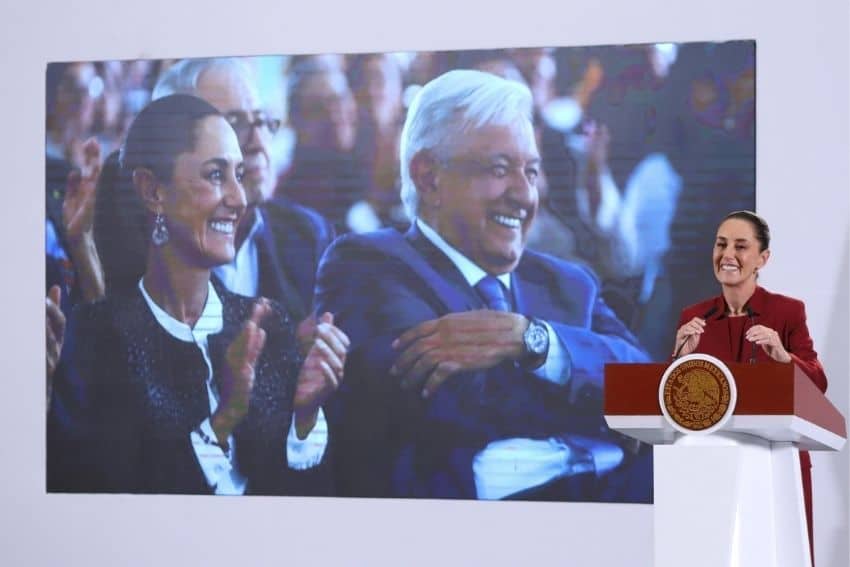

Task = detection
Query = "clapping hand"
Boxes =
[293,312,349,438]
[295,313,318,358]
[211,299,271,446]
[63,137,101,246]
[63,138,105,301]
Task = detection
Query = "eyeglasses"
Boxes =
[224,113,282,142]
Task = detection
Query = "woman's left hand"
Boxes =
[745,324,792,363]
[212,300,271,444]
[293,312,349,438]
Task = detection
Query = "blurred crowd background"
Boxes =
[46,41,755,361]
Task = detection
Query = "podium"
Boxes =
[604,358,846,567]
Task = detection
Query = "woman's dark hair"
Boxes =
[96,94,221,293]
[94,150,149,293]
[119,93,220,183]
[722,210,770,252]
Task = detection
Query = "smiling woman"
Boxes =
[50,94,347,495]
[146,114,247,273]
[672,209,828,564]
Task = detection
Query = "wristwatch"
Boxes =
[521,316,550,369]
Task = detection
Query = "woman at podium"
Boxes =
[673,209,827,563]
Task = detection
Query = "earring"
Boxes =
[152,213,169,246]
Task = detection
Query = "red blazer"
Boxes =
[678,285,829,470]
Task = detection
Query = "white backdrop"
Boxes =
[0,0,847,565]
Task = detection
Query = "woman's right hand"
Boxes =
[673,316,707,358]
[293,312,349,438]
[211,300,271,445]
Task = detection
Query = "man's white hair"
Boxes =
[399,69,534,220]
[152,57,256,101]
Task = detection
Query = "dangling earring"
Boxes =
[152,213,169,246]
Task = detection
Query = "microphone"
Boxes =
[672,305,718,360]
[746,306,757,364]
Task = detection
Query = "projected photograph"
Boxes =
[45,41,755,501]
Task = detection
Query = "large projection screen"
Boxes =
[1,0,847,566]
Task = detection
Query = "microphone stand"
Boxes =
[747,306,757,364]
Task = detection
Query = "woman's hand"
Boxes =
[294,313,318,358]
[212,300,271,445]
[673,316,707,358]
[746,324,792,363]
[293,312,349,438]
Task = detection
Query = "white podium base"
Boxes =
[654,433,810,567]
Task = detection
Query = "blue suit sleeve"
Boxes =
[548,294,650,403]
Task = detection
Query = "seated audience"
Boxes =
[280,58,366,232]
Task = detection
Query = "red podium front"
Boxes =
[605,361,845,449]
[604,361,846,567]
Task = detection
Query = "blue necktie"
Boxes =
[475,275,511,312]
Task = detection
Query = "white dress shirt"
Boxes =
[415,219,621,499]
[213,210,264,297]
[138,278,327,495]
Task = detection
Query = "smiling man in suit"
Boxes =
[316,69,651,501]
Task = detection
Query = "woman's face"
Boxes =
[713,218,769,289]
[161,115,246,269]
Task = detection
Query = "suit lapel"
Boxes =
[256,222,307,321]
[514,254,585,324]
[401,225,483,312]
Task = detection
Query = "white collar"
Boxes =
[138,278,223,343]
[415,218,511,290]
[240,208,265,252]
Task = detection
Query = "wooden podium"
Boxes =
[604,359,846,567]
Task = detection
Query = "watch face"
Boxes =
[526,322,549,355]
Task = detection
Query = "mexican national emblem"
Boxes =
[660,355,736,433]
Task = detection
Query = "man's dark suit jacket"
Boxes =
[256,197,335,322]
[315,224,651,500]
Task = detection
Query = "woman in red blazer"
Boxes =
[674,210,827,565]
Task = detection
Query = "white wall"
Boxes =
[0,0,846,565]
